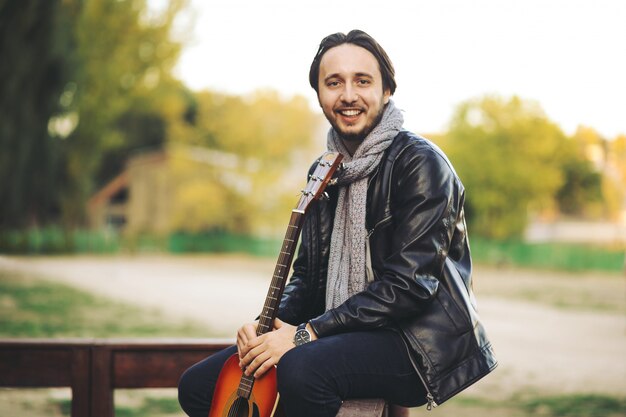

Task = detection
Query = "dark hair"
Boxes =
[309,29,397,96]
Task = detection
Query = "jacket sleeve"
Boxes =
[309,144,463,337]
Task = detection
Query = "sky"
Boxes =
[165,0,626,139]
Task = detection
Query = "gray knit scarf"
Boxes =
[325,100,404,310]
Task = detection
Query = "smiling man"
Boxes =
[316,42,392,153]
[178,30,497,417]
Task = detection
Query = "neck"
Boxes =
[340,138,361,156]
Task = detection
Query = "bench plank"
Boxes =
[337,399,388,417]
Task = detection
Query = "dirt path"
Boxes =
[1,254,624,398]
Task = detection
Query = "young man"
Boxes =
[178,29,497,417]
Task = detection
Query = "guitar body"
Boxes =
[208,354,278,417]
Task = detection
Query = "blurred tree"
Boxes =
[0,0,189,230]
[168,90,321,236]
[603,133,626,220]
[611,135,626,180]
[611,135,626,182]
[556,126,605,218]
[443,95,566,239]
[57,0,188,227]
[0,0,71,229]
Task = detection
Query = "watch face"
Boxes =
[294,329,311,346]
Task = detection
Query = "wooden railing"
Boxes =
[0,338,404,417]
[0,338,230,417]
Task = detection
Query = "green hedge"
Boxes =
[2,228,623,273]
[167,231,281,257]
[471,238,625,273]
[0,227,120,254]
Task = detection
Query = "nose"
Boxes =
[340,84,358,103]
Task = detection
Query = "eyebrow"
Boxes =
[323,72,374,83]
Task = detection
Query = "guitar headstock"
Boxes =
[295,152,343,212]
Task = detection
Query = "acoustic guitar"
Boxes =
[208,151,343,417]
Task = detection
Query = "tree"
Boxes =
[0,0,72,229]
[57,0,187,227]
[556,126,605,218]
[168,90,321,236]
[0,0,188,230]
[443,95,566,239]
[603,133,626,220]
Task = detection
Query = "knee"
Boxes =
[177,364,208,416]
[177,366,195,414]
[276,348,319,399]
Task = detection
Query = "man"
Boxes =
[178,29,497,417]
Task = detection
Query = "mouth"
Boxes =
[336,108,364,118]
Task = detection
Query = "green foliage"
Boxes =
[168,231,282,257]
[0,227,120,254]
[470,237,625,273]
[521,394,626,417]
[443,95,567,239]
[167,90,320,236]
[0,269,210,337]
[0,0,72,229]
[556,127,608,218]
[0,0,189,230]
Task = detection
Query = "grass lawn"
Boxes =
[0,269,213,338]
[0,268,212,416]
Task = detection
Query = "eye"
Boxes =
[326,80,340,87]
[356,78,371,86]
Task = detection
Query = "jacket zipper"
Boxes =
[393,325,438,410]
[365,228,375,283]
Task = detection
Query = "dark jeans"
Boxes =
[178,329,427,417]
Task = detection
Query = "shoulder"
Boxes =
[388,131,461,186]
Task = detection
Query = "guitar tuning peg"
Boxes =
[320,192,330,201]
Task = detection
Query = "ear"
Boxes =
[383,88,391,104]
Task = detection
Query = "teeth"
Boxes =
[340,109,361,116]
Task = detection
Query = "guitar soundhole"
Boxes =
[226,397,249,417]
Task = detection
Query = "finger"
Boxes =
[240,336,265,368]
[245,349,273,377]
[253,354,279,378]
[237,322,259,359]
[236,328,250,359]
[236,334,246,360]
[243,322,258,341]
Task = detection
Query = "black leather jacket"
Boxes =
[278,131,497,406]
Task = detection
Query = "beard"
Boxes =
[327,102,387,144]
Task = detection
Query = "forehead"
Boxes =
[318,43,381,79]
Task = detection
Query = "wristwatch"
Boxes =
[293,322,312,346]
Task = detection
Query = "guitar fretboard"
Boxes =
[257,211,304,335]
[237,210,304,398]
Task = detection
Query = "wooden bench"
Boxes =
[0,338,408,417]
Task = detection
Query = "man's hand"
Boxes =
[236,318,296,378]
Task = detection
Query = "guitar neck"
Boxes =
[233,151,342,399]
[256,210,304,336]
